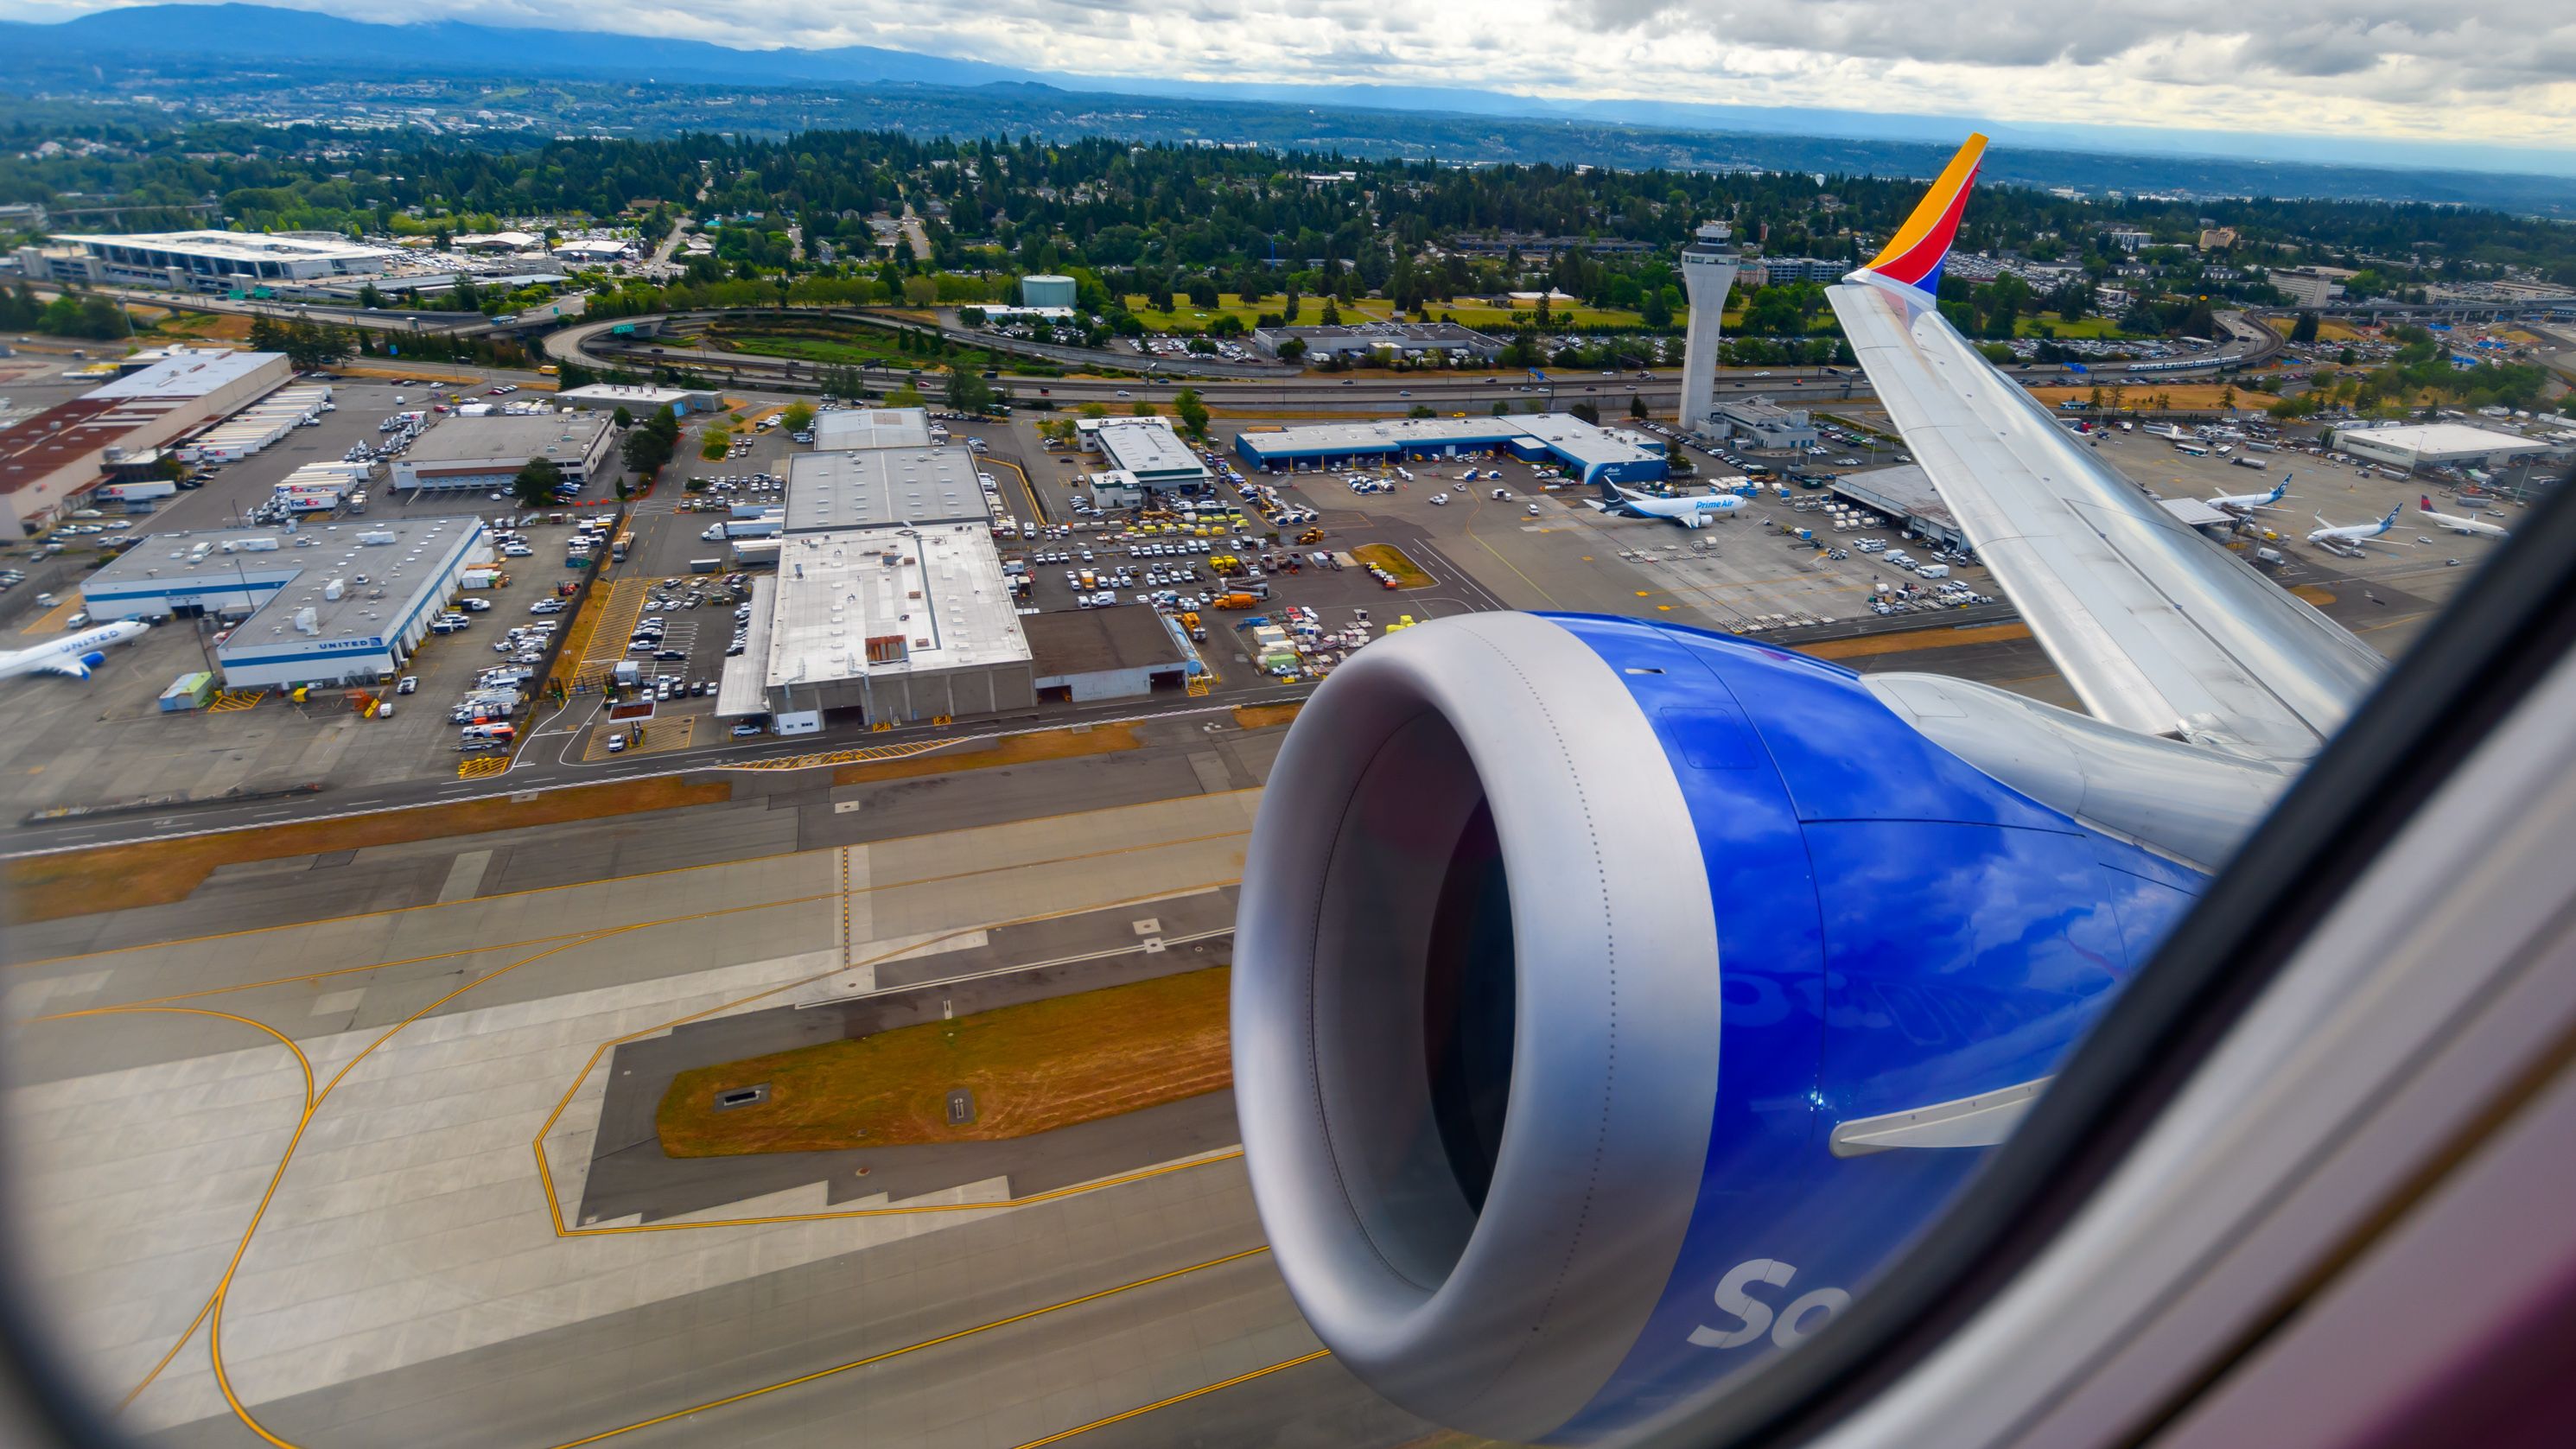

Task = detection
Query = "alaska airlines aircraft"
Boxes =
[1229,133,2389,1446]
[1595,481,1745,528]
[2419,495,2510,538]
[0,620,149,683]
[2307,504,2405,550]
[2206,479,2289,514]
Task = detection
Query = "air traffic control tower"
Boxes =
[1677,220,1740,438]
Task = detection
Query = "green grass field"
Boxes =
[2015,315,2142,340]
[716,329,994,372]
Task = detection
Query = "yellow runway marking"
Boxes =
[51,1007,317,1418]
[1008,1350,1334,1448]
[539,1248,1274,1449]
[10,808,1257,972]
[731,739,950,772]
[456,756,508,779]
[19,596,82,634]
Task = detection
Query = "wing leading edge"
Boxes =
[1829,149,2384,765]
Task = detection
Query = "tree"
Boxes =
[646,405,680,446]
[2290,311,2320,344]
[944,365,996,414]
[511,457,565,509]
[959,307,989,327]
[1408,404,1435,418]
[779,401,816,432]
[1628,392,1650,420]
[356,283,385,310]
[1172,388,1209,439]
[612,405,635,430]
[887,382,926,408]
[1491,399,1510,416]
[621,426,673,480]
[1568,402,1600,424]
[1131,400,1155,416]
[1274,337,1307,362]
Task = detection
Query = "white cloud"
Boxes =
[10,0,2573,151]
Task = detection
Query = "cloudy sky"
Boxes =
[11,0,2573,158]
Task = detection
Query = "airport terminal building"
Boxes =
[2331,423,2558,473]
[1235,413,1669,486]
[16,231,399,293]
[390,413,617,493]
[81,518,489,689]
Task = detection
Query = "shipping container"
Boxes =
[156,672,214,712]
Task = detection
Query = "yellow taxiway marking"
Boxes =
[530,882,1248,1236]
[62,1007,316,1418]
[1008,1350,1334,1449]
[18,596,82,635]
[541,1248,1275,1449]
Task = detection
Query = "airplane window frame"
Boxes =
[1620,462,2576,1449]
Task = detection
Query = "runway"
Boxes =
[0,607,2291,1447]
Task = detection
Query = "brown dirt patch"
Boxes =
[1230,703,1303,730]
[1799,622,2033,660]
[4,777,731,925]
[657,966,1232,1153]
[830,723,1140,786]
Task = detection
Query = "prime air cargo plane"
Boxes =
[1594,482,1746,529]
[0,620,149,684]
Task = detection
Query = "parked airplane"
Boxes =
[1229,132,2392,1446]
[0,620,149,683]
[2307,504,2406,550]
[2419,494,2510,538]
[1594,481,1745,528]
[2207,478,2290,514]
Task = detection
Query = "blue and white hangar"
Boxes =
[1234,413,1670,486]
[79,518,491,689]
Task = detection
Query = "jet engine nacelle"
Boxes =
[78,651,106,670]
[1232,613,2204,1443]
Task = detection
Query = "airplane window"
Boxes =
[3,69,2570,1449]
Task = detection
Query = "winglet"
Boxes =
[1859,134,1988,299]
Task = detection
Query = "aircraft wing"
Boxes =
[1825,137,2385,765]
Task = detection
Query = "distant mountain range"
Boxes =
[8,3,2574,208]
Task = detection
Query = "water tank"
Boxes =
[1020,274,1078,310]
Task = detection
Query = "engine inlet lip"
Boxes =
[1233,612,1727,1440]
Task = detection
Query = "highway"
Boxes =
[544,305,2276,406]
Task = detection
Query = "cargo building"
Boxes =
[80,518,488,689]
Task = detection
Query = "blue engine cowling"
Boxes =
[80,651,107,670]
[1231,612,2204,1444]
